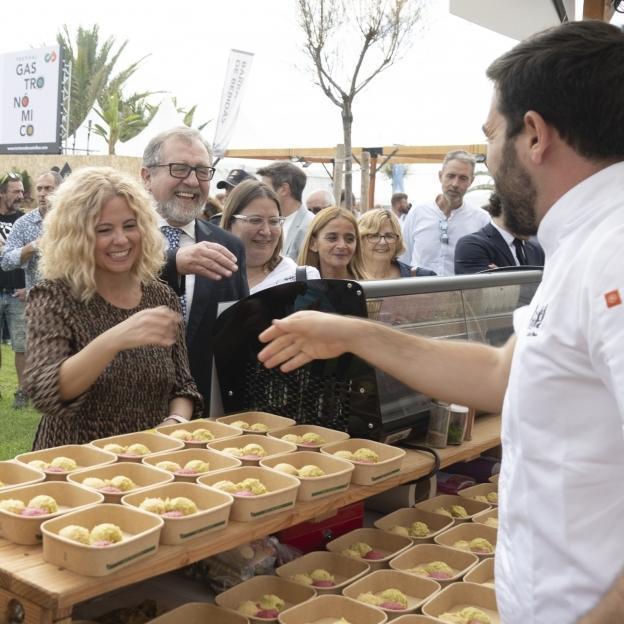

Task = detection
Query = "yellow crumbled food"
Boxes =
[191,428,214,442]
[223,447,243,457]
[27,494,58,513]
[453,539,471,551]
[310,568,334,582]
[473,495,490,504]
[109,475,136,492]
[352,447,380,463]
[28,459,49,470]
[486,492,498,504]
[450,505,468,518]
[241,443,266,458]
[469,537,495,554]
[301,432,325,445]
[484,517,498,529]
[281,434,301,444]
[298,464,325,478]
[257,594,285,611]
[212,480,239,493]
[59,524,91,544]
[139,497,167,514]
[439,606,491,623]
[82,477,107,489]
[249,422,269,432]
[342,541,372,558]
[166,496,198,515]
[50,456,77,471]
[408,560,454,579]
[125,443,150,456]
[333,450,354,460]
[390,525,410,537]
[230,420,250,430]
[90,523,123,544]
[103,443,126,454]
[170,429,193,441]
[332,619,351,624]
[290,572,313,585]
[238,600,259,617]
[379,588,408,608]
[156,460,182,472]
[409,521,430,537]
[184,459,209,473]
[357,592,383,606]
[0,498,25,514]
[273,462,299,476]
[238,477,267,495]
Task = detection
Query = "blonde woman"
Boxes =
[221,180,319,293]
[298,207,368,280]
[358,209,436,279]
[25,167,201,449]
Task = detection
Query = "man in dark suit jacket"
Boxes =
[454,193,544,274]
[142,127,249,419]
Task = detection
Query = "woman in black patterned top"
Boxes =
[24,167,202,449]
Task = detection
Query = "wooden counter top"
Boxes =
[0,414,500,620]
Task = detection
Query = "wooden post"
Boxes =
[360,151,370,213]
[333,144,344,207]
[368,154,378,210]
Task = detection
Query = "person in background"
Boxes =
[454,192,545,274]
[359,209,436,279]
[221,180,320,294]
[0,172,27,408]
[305,189,334,216]
[258,21,624,623]
[201,196,223,223]
[210,168,253,225]
[400,150,490,276]
[24,167,201,449]
[298,207,368,280]
[389,192,411,224]
[2,171,64,290]
[258,161,312,261]
[142,127,248,414]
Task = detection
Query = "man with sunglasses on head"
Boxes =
[306,189,335,216]
[141,127,248,417]
[0,172,27,407]
[400,150,489,276]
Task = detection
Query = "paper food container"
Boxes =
[121,481,233,545]
[320,439,405,486]
[269,424,350,451]
[207,434,297,467]
[414,495,490,524]
[388,616,440,624]
[150,602,249,624]
[463,557,495,588]
[260,451,354,502]
[141,448,242,483]
[197,466,299,522]
[156,418,242,448]
[15,445,117,481]
[421,582,499,623]
[342,568,440,618]
[215,574,316,622]
[276,550,370,595]
[326,528,412,572]
[488,473,500,485]
[216,411,296,435]
[472,507,498,530]
[389,544,478,586]
[0,481,104,545]
[374,508,454,544]
[68,462,174,504]
[433,523,497,559]
[278,594,387,624]
[90,431,184,462]
[458,483,499,507]
[41,502,163,576]
[0,460,45,492]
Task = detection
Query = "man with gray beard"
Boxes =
[141,127,248,416]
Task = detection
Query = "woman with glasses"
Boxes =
[221,180,319,293]
[359,209,436,279]
[298,207,368,280]
[24,167,201,449]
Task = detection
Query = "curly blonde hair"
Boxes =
[358,208,406,258]
[297,206,368,280]
[39,166,165,301]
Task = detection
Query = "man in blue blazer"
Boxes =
[142,127,249,417]
[454,193,544,274]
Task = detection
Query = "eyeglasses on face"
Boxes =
[149,162,216,181]
[231,214,285,229]
[439,219,449,244]
[365,233,399,244]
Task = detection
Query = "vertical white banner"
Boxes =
[212,49,254,159]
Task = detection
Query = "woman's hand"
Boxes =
[109,306,180,351]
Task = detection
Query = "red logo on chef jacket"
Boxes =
[604,289,622,308]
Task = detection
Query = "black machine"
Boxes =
[212,272,542,443]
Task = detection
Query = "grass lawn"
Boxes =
[0,344,40,460]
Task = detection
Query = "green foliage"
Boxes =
[0,345,40,460]
[466,170,495,194]
[172,98,212,131]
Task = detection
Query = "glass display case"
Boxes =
[212,271,541,442]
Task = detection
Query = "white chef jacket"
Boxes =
[399,198,489,276]
[496,162,624,623]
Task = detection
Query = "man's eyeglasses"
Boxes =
[439,219,449,244]
[231,215,285,229]
[365,233,399,243]
[0,172,22,186]
[149,163,216,181]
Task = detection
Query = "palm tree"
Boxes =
[57,25,149,138]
